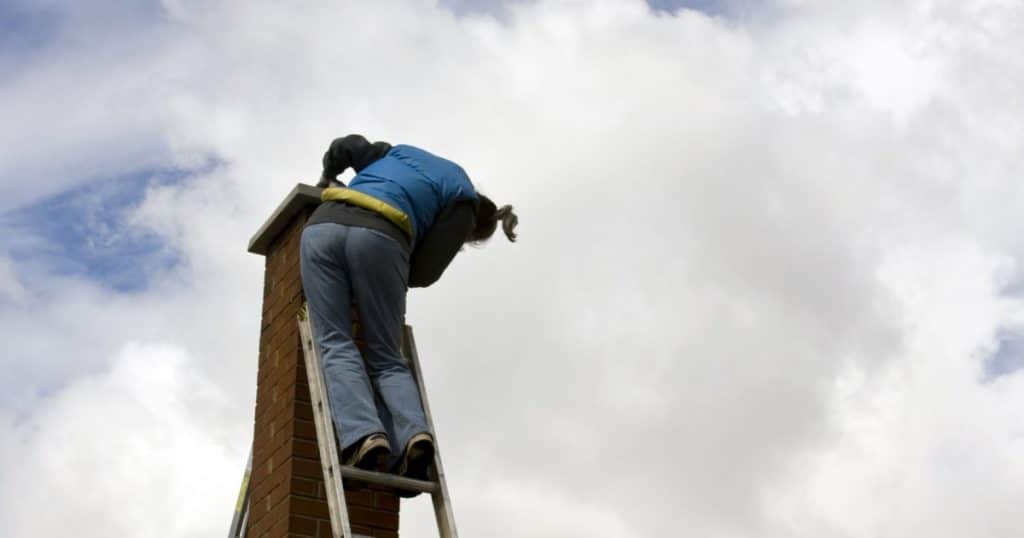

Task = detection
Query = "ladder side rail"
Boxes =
[228,449,253,537]
[299,312,353,538]
[238,500,249,538]
[403,326,459,538]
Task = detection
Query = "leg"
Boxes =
[300,223,385,452]
[344,228,429,456]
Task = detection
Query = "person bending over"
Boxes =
[300,134,517,493]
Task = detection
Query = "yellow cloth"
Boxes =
[320,187,413,239]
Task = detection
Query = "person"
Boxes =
[299,134,518,491]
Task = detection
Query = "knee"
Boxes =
[364,349,409,377]
[320,340,364,366]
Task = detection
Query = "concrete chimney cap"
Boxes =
[248,183,322,255]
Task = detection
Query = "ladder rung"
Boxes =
[339,465,439,494]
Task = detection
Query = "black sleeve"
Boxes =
[317,134,392,187]
[408,200,476,288]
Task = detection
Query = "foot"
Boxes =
[394,432,434,498]
[345,433,391,471]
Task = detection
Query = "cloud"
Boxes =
[0,342,240,538]
[0,256,27,304]
[2,0,1024,537]
[764,243,1024,537]
[0,0,185,212]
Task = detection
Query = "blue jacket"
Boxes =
[345,145,477,245]
[314,136,480,287]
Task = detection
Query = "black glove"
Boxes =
[320,134,392,186]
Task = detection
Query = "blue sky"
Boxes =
[0,1,199,294]
[0,0,164,63]
[0,167,194,293]
[0,2,58,54]
[986,331,1024,381]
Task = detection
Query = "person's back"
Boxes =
[346,144,478,246]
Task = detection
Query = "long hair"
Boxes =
[469,195,518,244]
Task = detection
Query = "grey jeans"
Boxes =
[299,222,428,460]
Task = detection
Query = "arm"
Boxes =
[317,134,392,187]
[408,200,476,288]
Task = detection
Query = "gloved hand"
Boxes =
[319,134,391,187]
[320,134,366,185]
[316,174,340,189]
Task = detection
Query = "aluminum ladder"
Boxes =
[229,307,458,538]
[298,306,458,537]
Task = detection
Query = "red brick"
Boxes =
[261,363,299,396]
[294,418,316,440]
[257,493,291,535]
[350,525,374,537]
[345,488,375,508]
[291,496,330,519]
[278,269,302,297]
[260,321,291,349]
[252,459,292,513]
[347,506,399,531]
[266,330,299,364]
[266,295,300,332]
[268,441,294,474]
[295,400,314,421]
[250,461,289,525]
[374,491,399,511]
[264,365,300,397]
[296,381,311,403]
[268,515,291,538]
[292,456,324,480]
[255,379,300,426]
[289,516,319,536]
[318,521,339,538]
[294,438,319,460]
[252,414,294,462]
[264,311,297,345]
[252,426,288,471]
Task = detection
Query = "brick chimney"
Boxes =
[247,184,401,538]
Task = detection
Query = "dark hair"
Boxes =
[469,195,518,244]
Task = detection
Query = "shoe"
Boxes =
[393,432,434,498]
[345,433,391,471]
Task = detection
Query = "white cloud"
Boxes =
[766,243,1024,537]
[0,0,184,211]
[0,342,241,538]
[0,256,27,304]
[2,0,1024,536]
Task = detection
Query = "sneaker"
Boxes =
[345,433,391,471]
[393,432,434,498]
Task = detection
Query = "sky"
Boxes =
[1,0,1023,537]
